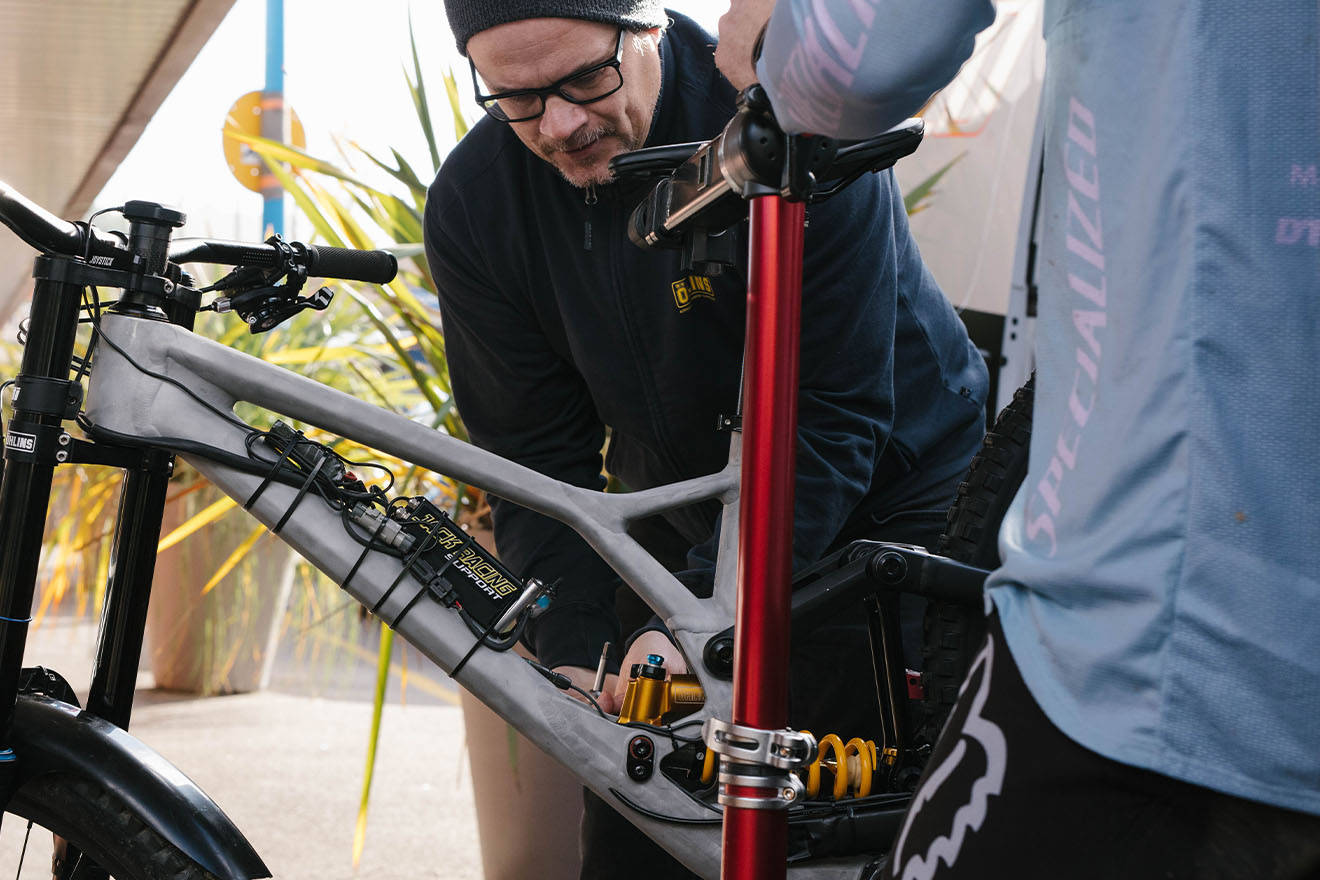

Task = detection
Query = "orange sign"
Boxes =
[222,90,306,192]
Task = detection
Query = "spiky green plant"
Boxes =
[230,20,481,865]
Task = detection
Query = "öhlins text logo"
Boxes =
[671,275,714,312]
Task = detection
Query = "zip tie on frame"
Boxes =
[341,511,394,595]
[244,435,300,511]
[0,615,33,624]
[385,521,492,626]
[449,612,503,680]
[387,586,430,630]
[368,515,450,619]
[270,456,326,534]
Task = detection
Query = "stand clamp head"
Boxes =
[702,718,817,810]
[624,85,837,276]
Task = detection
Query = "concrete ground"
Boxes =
[0,611,482,879]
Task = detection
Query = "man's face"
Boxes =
[468,18,662,188]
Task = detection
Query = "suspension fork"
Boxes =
[85,452,175,729]
[0,243,192,742]
[0,267,86,748]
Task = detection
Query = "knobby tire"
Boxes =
[5,773,217,880]
[917,377,1034,747]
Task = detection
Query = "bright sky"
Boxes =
[98,0,724,241]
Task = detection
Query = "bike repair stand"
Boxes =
[701,90,828,880]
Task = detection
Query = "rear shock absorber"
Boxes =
[698,731,880,801]
[616,655,705,725]
[617,659,885,801]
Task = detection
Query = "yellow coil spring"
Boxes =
[699,731,878,801]
[803,733,878,799]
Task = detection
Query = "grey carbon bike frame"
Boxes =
[83,310,871,880]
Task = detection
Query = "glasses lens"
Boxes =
[483,94,543,122]
[560,65,623,103]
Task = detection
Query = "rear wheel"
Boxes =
[0,773,216,879]
[916,377,1034,747]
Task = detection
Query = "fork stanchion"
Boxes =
[722,194,806,880]
[0,274,85,744]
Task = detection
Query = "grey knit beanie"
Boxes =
[445,0,667,55]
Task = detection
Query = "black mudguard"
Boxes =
[5,693,270,879]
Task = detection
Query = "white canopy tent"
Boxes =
[0,0,235,316]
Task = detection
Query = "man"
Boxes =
[425,2,988,875]
[718,1,1320,877]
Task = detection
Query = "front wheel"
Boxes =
[1,773,217,879]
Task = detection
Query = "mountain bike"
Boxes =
[0,91,1028,879]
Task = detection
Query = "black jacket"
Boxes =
[424,12,988,670]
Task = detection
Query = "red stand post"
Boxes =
[721,194,806,880]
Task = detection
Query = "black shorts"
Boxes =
[882,613,1320,880]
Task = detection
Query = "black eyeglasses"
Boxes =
[471,28,626,123]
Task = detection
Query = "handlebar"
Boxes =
[169,239,398,284]
[0,181,126,260]
[0,180,398,285]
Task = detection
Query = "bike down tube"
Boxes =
[723,194,805,880]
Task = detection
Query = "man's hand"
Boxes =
[716,0,776,90]
[611,630,689,710]
[551,631,688,715]
[553,665,621,714]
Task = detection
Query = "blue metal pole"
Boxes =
[261,0,285,237]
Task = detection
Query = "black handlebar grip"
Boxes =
[304,245,398,283]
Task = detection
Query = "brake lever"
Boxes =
[218,284,334,333]
[203,234,334,332]
[203,263,279,294]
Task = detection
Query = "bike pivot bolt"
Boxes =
[879,552,907,582]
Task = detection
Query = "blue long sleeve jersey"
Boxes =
[423,12,988,671]
[758,0,1320,815]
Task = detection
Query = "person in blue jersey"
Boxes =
[427,2,988,877]
[718,1,1320,877]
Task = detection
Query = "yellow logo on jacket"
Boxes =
[671,275,715,312]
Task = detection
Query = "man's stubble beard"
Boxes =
[543,124,643,189]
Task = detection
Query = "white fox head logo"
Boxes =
[890,635,1007,880]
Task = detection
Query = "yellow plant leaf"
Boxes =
[226,130,375,188]
[353,623,394,867]
[157,496,239,552]
[399,647,409,705]
[33,567,63,626]
[263,344,392,366]
[199,525,268,596]
[165,477,213,506]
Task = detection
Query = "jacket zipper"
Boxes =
[583,184,597,251]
